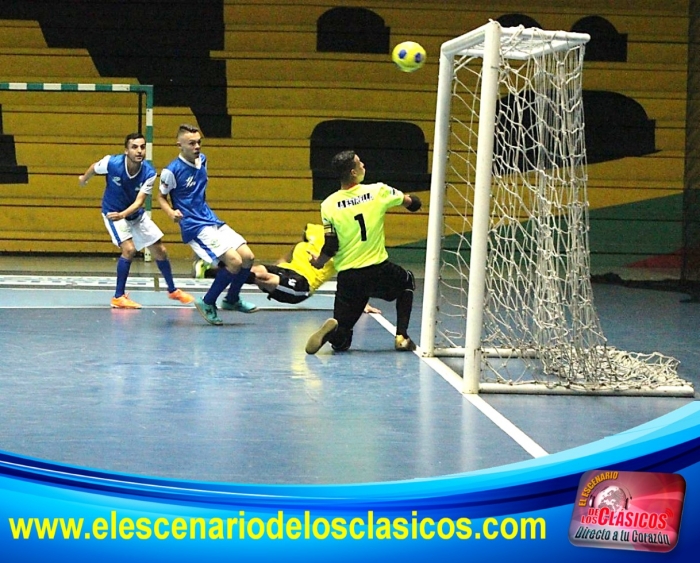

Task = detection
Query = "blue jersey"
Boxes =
[94,154,156,220]
[159,153,224,243]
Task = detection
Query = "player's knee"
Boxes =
[238,245,255,268]
[403,269,415,292]
[121,247,137,260]
[149,242,167,261]
[222,250,243,273]
[385,269,415,302]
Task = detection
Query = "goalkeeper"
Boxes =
[304,150,421,354]
[193,223,380,313]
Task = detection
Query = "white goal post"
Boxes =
[419,21,694,397]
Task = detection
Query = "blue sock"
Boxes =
[156,259,176,293]
[115,257,131,298]
[204,267,235,305]
[224,267,252,303]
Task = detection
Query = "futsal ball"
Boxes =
[392,41,427,73]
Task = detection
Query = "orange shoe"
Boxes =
[110,293,142,309]
[168,288,195,304]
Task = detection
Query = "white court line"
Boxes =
[0,275,213,289]
[369,312,549,459]
[0,305,189,309]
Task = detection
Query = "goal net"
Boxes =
[420,22,693,396]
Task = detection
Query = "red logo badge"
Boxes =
[569,470,686,552]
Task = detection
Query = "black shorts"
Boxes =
[335,261,412,302]
[263,265,311,304]
[333,261,413,326]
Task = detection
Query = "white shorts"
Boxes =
[189,224,247,264]
[103,212,163,251]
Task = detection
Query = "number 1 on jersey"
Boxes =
[354,213,367,241]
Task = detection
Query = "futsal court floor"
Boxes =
[0,255,697,484]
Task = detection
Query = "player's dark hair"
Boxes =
[331,150,357,182]
[177,124,200,138]
[124,132,145,147]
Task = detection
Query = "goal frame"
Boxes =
[419,22,694,397]
[0,82,155,260]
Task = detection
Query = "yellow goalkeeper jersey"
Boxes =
[320,183,405,271]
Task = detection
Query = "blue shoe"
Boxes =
[194,297,223,325]
[221,297,258,313]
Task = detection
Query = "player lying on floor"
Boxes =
[193,223,380,314]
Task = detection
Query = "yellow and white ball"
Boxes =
[392,41,427,73]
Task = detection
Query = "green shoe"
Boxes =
[221,297,258,313]
[194,297,223,325]
[192,259,210,279]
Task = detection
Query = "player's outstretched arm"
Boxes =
[403,194,422,212]
[78,163,97,186]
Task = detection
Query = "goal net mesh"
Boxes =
[434,27,689,392]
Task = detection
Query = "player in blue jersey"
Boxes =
[157,124,257,325]
[78,133,195,309]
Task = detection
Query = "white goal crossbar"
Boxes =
[447,24,591,60]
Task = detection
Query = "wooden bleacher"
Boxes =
[0,0,692,265]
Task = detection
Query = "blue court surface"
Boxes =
[0,261,697,484]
